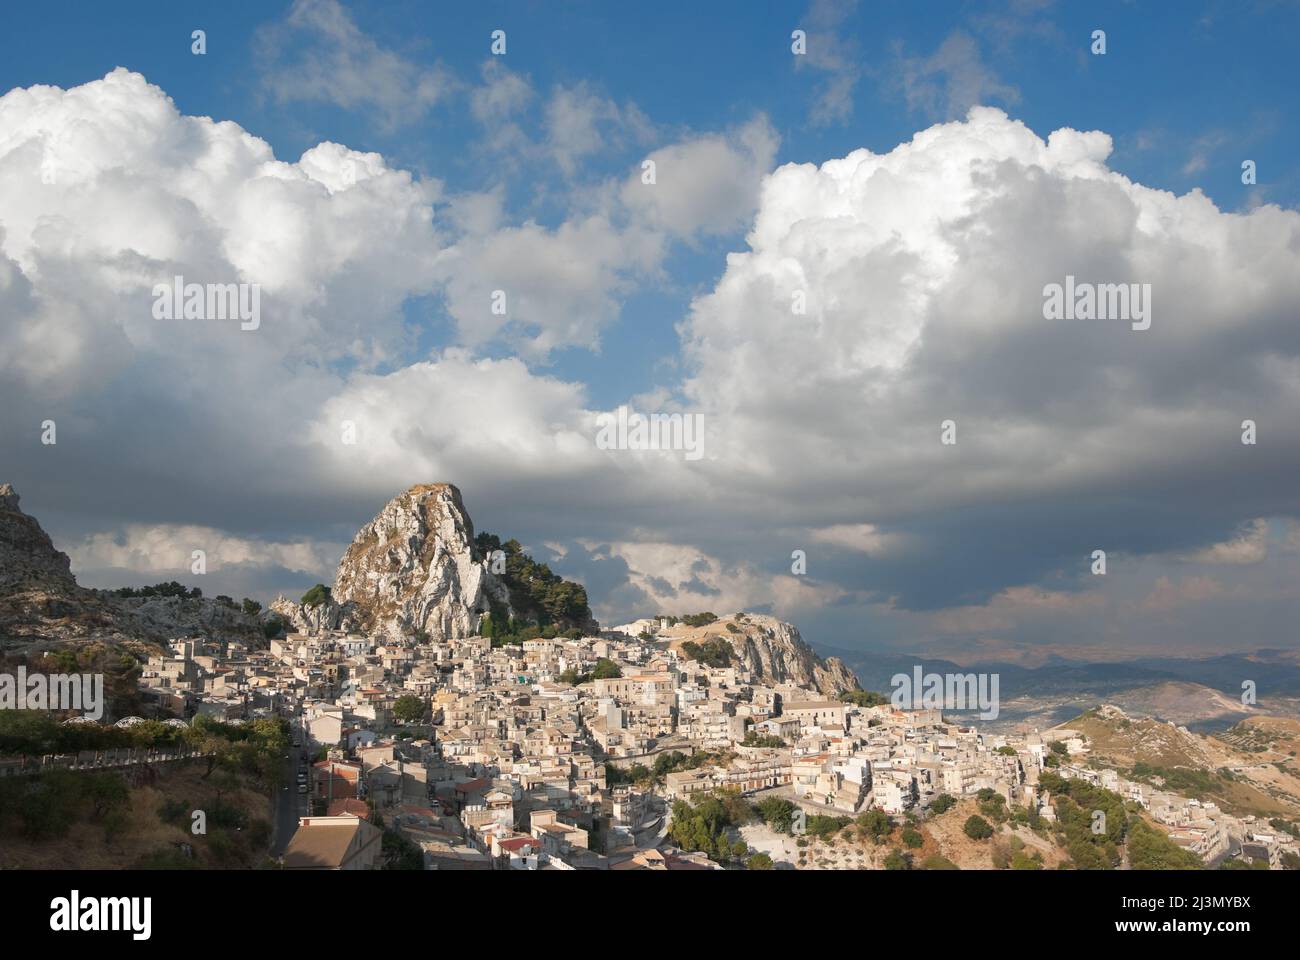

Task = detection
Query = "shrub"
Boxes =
[929,794,956,815]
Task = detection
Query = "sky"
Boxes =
[2,0,1299,664]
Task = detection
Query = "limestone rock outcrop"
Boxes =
[273,483,511,642]
[657,611,860,696]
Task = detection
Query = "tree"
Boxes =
[901,827,924,849]
[840,690,890,707]
[1127,819,1202,870]
[929,794,957,815]
[755,796,798,834]
[85,772,130,821]
[301,583,331,607]
[392,695,426,724]
[680,638,733,667]
[856,809,893,843]
[747,853,774,870]
[963,815,993,840]
[680,612,718,626]
[590,658,622,680]
[241,598,262,616]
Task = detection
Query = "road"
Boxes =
[270,712,309,857]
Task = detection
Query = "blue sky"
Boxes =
[4,0,1294,407]
[2,1,1299,663]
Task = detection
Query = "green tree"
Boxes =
[392,694,426,724]
[856,808,893,843]
[755,796,798,834]
[963,815,993,840]
[929,793,957,815]
[301,583,331,607]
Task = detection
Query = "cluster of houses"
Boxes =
[1052,750,1295,867]
[135,619,1295,870]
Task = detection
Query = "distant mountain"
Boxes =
[816,643,1300,703]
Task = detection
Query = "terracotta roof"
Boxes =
[498,837,538,853]
[326,798,371,819]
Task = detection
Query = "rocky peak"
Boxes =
[276,483,508,642]
[0,482,20,511]
[0,483,79,594]
[0,482,268,652]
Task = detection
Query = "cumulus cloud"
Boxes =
[678,106,1300,613]
[585,540,847,624]
[435,113,777,356]
[621,116,779,238]
[432,213,654,357]
[4,69,1299,656]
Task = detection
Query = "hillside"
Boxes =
[0,483,268,656]
[1057,705,1300,819]
[652,612,858,697]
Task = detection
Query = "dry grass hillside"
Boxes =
[0,759,275,870]
[1059,706,1300,819]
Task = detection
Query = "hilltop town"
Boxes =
[100,613,1297,871]
[2,483,1298,870]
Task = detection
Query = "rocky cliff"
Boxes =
[663,612,860,696]
[273,483,513,642]
[0,483,265,651]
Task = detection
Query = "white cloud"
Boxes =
[1179,519,1269,565]
[621,116,779,237]
[470,59,534,124]
[256,0,453,130]
[68,525,344,576]
[809,523,900,555]
[895,31,1020,119]
[795,0,864,125]
[544,83,652,177]
[0,67,442,397]
[5,69,1299,655]
[595,540,846,620]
